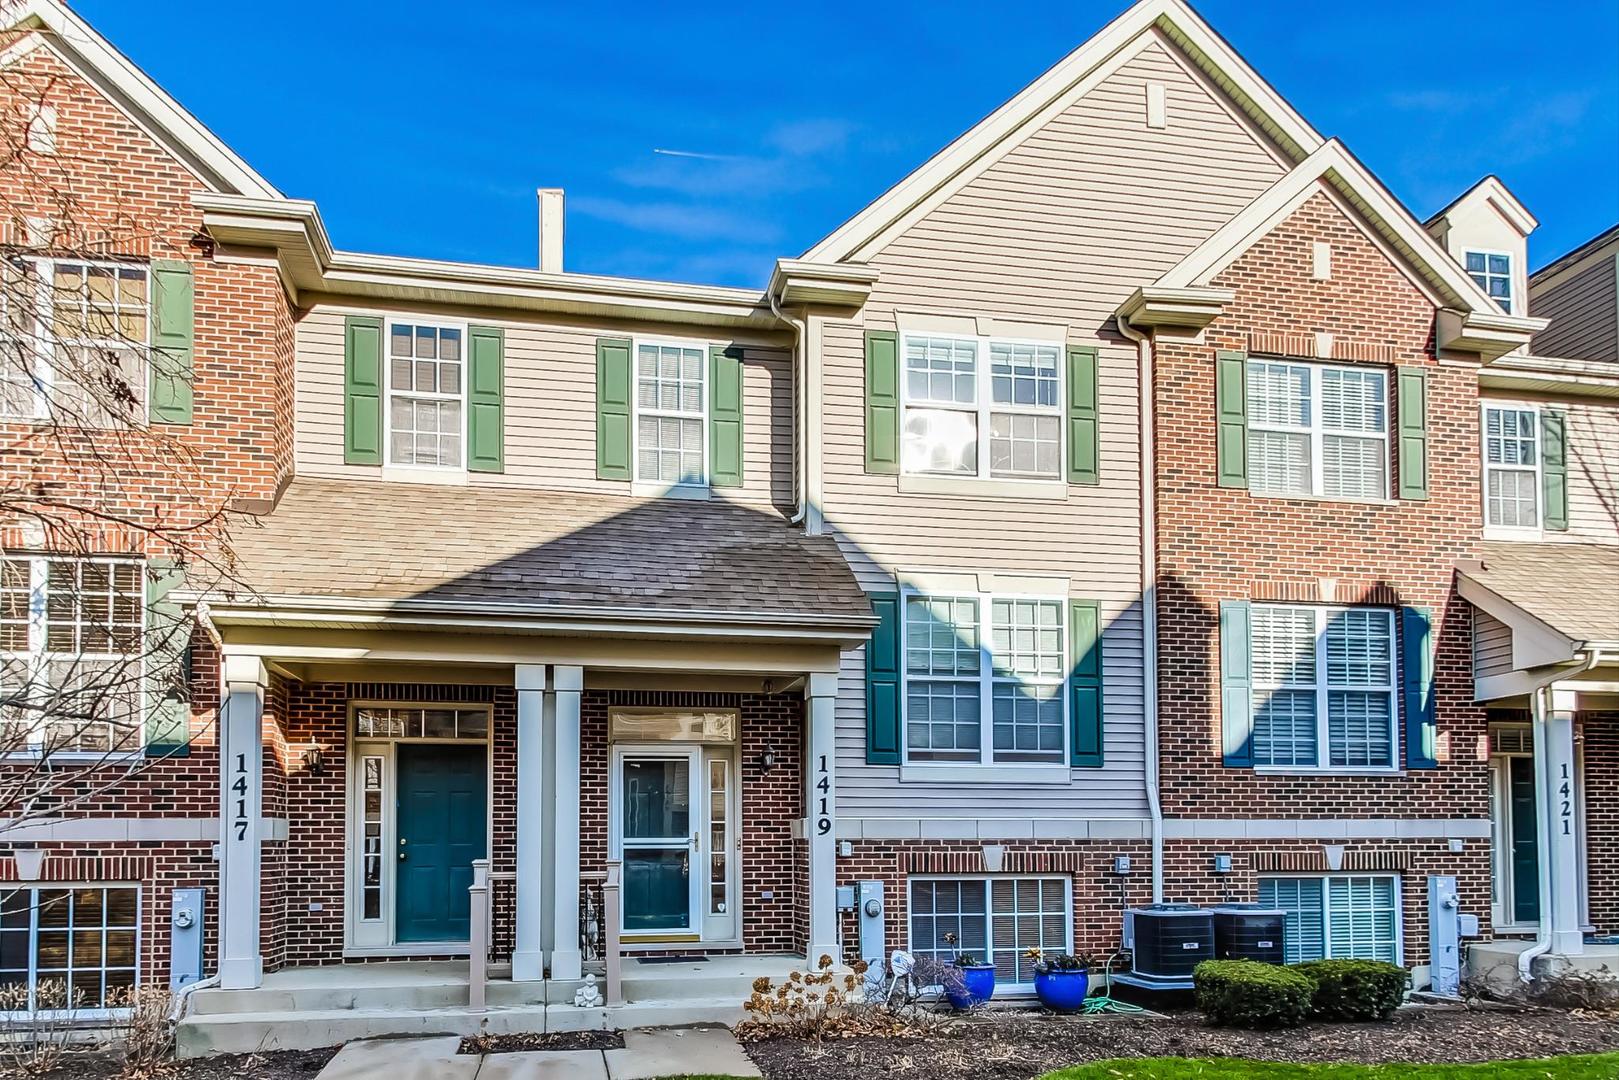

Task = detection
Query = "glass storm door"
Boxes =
[618,749,700,936]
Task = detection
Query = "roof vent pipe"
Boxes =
[537,188,564,273]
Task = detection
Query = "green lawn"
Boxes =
[1040,1055,1619,1080]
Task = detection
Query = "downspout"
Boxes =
[769,286,810,525]
[1117,314,1164,905]
[1518,647,1604,982]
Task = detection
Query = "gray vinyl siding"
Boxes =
[1531,253,1618,362]
[823,38,1289,827]
[295,302,793,510]
[1474,608,1514,679]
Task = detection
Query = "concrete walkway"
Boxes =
[316,1027,761,1080]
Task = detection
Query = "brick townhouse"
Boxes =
[0,0,1612,1054]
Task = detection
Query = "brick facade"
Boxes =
[1580,714,1619,935]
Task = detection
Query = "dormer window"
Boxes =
[1465,251,1513,313]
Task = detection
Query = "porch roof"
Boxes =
[219,478,871,629]
[1463,542,1619,646]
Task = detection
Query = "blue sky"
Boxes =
[78,0,1617,288]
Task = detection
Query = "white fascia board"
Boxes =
[800,0,1322,265]
[1455,572,1581,671]
[1480,354,1619,399]
[7,1,280,198]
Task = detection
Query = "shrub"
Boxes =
[1194,959,1316,1029]
[1297,958,1409,1020]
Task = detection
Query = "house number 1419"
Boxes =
[815,754,832,836]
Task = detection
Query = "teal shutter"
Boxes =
[864,330,900,474]
[596,337,632,481]
[144,561,190,757]
[1260,877,1325,964]
[1066,345,1100,485]
[1402,605,1437,769]
[343,316,383,465]
[1215,350,1248,488]
[865,592,901,764]
[1220,600,1253,767]
[1541,409,1568,531]
[467,325,504,473]
[149,259,194,424]
[1068,599,1103,767]
[709,346,743,487]
[1397,367,1429,500]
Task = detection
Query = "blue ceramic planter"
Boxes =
[947,964,996,1009]
[1034,969,1090,1013]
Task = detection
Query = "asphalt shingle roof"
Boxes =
[1470,542,1619,644]
[226,478,871,624]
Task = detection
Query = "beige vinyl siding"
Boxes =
[822,36,1288,824]
[1531,253,1618,362]
[295,302,792,509]
[1473,608,1514,679]
[1565,400,1619,544]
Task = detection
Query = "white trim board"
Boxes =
[1162,818,1492,840]
[0,817,288,842]
[836,817,1151,840]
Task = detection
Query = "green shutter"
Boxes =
[1066,345,1100,485]
[864,330,900,474]
[1215,350,1248,488]
[596,337,632,481]
[1397,367,1429,500]
[467,325,504,473]
[1541,409,1568,531]
[144,561,190,757]
[1220,600,1253,767]
[709,345,743,487]
[149,259,194,424]
[1402,605,1437,770]
[1069,599,1103,767]
[343,316,383,465]
[865,592,901,764]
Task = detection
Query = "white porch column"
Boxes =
[512,663,547,982]
[805,671,839,967]
[549,665,584,980]
[219,655,266,990]
[1544,686,1585,956]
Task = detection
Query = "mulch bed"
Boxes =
[457,1030,626,1055]
[743,1006,1619,1080]
[20,1046,337,1080]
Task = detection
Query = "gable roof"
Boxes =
[801,0,1323,265]
[2,0,279,198]
[1423,174,1538,237]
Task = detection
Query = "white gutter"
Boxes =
[1117,314,1164,905]
[1519,647,1605,982]
[769,285,811,525]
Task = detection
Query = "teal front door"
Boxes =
[618,749,698,935]
[1508,755,1541,925]
[396,744,487,943]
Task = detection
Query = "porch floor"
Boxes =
[1468,938,1619,997]
[178,955,809,1058]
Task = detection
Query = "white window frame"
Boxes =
[907,874,1073,994]
[899,586,1070,779]
[1258,873,1403,966]
[1464,248,1514,315]
[0,882,142,1019]
[1250,603,1398,774]
[1,255,151,425]
[898,332,1066,485]
[1246,359,1390,502]
[381,318,470,473]
[1479,400,1542,538]
[630,335,710,496]
[0,555,145,762]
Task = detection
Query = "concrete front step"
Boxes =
[188,978,554,1015]
[176,998,749,1058]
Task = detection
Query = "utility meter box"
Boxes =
[170,887,206,991]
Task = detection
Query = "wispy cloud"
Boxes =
[612,118,860,199]
[569,195,781,244]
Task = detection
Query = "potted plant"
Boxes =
[942,933,996,1009]
[1028,948,1091,1013]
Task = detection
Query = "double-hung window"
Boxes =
[0,257,149,425]
[0,556,144,756]
[1481,404,1539,530]
[1250,604,1396,770]
[635,340,706,487]
[903,590,1067,767]
[0,885,140,1014]
[1465,251,1513,314]
[909,877,1071,992]
[386,321,465,468]
[1247,361,1387,500]
[901,334,1062,481]
[1258,875,1400,965]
